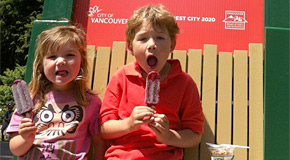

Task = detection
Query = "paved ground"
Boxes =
[0,141,14,160]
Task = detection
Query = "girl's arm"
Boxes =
[9,118,36,156]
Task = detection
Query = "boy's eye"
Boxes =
[157,36,165,40]
[138,37,147,41]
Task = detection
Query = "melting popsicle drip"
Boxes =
[11,80,34,117]
[145,71,160,107]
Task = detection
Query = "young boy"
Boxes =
[100,5,204,160]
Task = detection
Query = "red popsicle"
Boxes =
[145,71,160,108]
[11,80,34,117]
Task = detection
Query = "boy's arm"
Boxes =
[149,114,202,148]
[166,129,202,148]
[100,119,132,139]
[101,106,155,139]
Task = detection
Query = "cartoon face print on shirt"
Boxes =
[33,102,84,140]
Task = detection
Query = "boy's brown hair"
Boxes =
[126,4,180,48]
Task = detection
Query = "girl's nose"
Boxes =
[56,57,66,66]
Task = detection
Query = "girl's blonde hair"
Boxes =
[126,4,180,48]
[29,25,89,113]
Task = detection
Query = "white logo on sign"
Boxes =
[223,11,247,30]
[86,5,128,24]
[87,6,102,17]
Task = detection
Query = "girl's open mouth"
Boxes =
[56,70,68,77]
[147,55,158,69]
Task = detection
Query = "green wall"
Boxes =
[264,0,290,159]
[24,0,74,82]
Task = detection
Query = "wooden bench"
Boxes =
[86,41,264,160]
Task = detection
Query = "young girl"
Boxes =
[7,25,105,160]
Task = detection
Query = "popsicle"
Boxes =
[11,80,34,117]
[145,71,160,108]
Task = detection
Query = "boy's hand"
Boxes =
[18,118,37,142]
[127,106,155,132]
[148,114,171,144]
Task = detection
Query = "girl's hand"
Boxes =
[127,106,155,132]
[148,114,171,144]
[9,118,37,156]
[18,118,37,142]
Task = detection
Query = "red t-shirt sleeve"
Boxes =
[99,69,123,125]
[179,76,204,133]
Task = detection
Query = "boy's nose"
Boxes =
[148,40,157,50]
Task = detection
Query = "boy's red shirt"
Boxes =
[100,60,204,160]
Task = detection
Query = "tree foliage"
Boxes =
[0,65,25,116]
[0,0,44,74]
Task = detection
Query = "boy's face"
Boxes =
[129,22,175,74]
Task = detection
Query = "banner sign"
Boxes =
[73,0,263,52]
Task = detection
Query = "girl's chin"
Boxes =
[52,82,73,91]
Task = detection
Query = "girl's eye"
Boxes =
[47,55,56,59]
[66,53,75,57]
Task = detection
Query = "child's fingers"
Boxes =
[20,118,35,127]
[19,126,37,133]
[19,121,36,130]
[153,114,168,125]
[142,115,155,124]
[137,111,154,118]
[148,114,169,132]
[19,117,36,135]
[19,122,35,129]
[134,106,155,113]
[132,106,155,121]
[133,112,154,124]
[149,122,164,130]
[18,126,37,137]
[148,125,160,134]
[21,117,33,123]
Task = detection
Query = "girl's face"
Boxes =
[43,41,81,91]
[129,22,174,77]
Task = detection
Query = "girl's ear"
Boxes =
[170,40,176,52]
[127,44,134,56]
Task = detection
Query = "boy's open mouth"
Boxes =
[147,55,158,69]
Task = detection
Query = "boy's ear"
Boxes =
[170,40,176,52]
[127,44,134,56]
